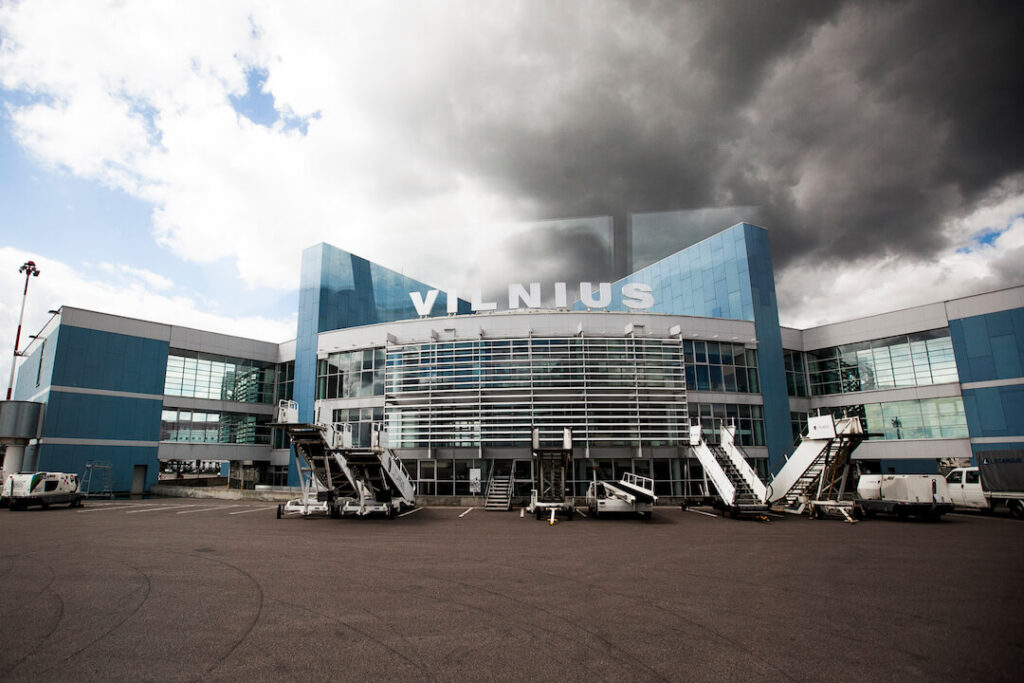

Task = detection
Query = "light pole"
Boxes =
[6,260,41,401]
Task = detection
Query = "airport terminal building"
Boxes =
[7,218,1024,496]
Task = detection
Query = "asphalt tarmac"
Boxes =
[0,500,1020,682]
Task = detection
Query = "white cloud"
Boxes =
[777,188,1024,328]
[0,0,526,292]
[97,262,174,291]
[0,247,295,394]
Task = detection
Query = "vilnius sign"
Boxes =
[409,282,655,315]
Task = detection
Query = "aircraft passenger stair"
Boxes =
[765,414,866,518]
[484,474,513,510]
[688,425,768,515]
[271,401,415,518]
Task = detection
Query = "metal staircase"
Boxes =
[710,445,762,509]
[766,414,866,519]
[484,473,513,511]
[688,426,767,516]
[271,401,415,518]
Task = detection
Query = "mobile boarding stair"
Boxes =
[271,401,416,519]
[765,414,866,522]
[687,414,867,522]
[688,424,769,517]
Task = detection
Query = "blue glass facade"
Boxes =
[290,243,470,484]
[949,308,1024,383]
[949,307,1024,463]
[584,223,792,469]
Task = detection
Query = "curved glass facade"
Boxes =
[385,335,688,448]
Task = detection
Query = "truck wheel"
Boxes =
[1009,500,1024,520]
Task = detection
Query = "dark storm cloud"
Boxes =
[421,0,1024,280]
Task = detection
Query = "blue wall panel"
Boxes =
[50,325,168,395]
[961,386,1024,439]
[37,443,159,493]
[949,307,1024,384]
[13,325,60,400]
[42,391,163,442]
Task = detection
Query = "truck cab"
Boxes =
[945,467,989,510]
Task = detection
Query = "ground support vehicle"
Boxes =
[527,428,575,521]
[856,474,953,520]
[271,401,415,520]
[587,473,657,520]
[946,462,1024,519]
[4,471,83,510]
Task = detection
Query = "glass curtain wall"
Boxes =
[682,340,759,392]
[823,397,968,440]
[160,410,271,444]
[806,329,958,396]
[164,350,276,403]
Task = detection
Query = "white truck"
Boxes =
[856,474,953,520]
[945,463,1024,519]
[4,471,83,510]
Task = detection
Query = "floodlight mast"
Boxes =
[6,261,41,401]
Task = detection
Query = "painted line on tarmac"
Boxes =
[228,506,279,515]
[77,505,140,513]
[947,512,1019,523]
[685,508,718,518]
[398,507,422,518]
[125,505,199,514]
[459,507,473,518]
[176,505,242,514]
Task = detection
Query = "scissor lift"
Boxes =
[527,428,575,520]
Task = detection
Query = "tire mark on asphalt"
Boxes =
[0,559,55,619]
[270,597,438,682]
[410,567,672,682]
[0,554,17,581]
[3,587,66,677]
[360,561,654,680]
[195,554,265,678]
[32,559,152,676]
[485,559,798,682]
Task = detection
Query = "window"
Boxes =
[965,470,980,484]
[807,329,958,396]
[164,350,275,403]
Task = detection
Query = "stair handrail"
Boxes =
[689,426,736,506]
[504,472,514,508]
[719,425,768,503]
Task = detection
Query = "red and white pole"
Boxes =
[5,261,41,401]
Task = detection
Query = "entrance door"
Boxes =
[131,464,148,495]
